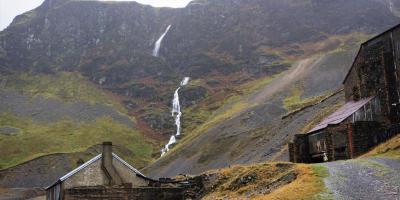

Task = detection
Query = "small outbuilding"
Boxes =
[289,97,386,163]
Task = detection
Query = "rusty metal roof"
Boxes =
[307,96,374,134]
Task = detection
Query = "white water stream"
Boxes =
[152,25,172,57]
[161,77,190,156]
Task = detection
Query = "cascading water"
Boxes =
[152,25,172,57]
[161,77,190,156]
[389,0,394,13]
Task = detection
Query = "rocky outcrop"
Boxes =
[1,0,399,78]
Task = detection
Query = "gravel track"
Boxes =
[322,157,400,200]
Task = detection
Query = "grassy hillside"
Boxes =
[0,72,157,170]
[0,72,126,114]
[362,134,400,159]
[195,162,329,200]
[0,113,154,170]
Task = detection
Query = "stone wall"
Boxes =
[63,159,108,190]
[288,142,295,162]
[344,53,362,101]
[61,156,149,191]
[63,187,184,200]
[326,124,349,161]
[112,158,149,187]
[289,121,388,163]
[351,121,384,157]
[289,134,310,163]
[343,26,400,124]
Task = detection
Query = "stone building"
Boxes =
[46,142,184,200]
[289,24,400,163]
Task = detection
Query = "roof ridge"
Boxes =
[112,153,146,177]
[45,154,102,189]
[45,153,147,190]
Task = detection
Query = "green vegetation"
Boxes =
[201,162,296,199]
[170,75,280,157]
[283,86,334,113]
[283,86,306,111]
[0,72,127,114]
[0,113,154,169]
[332,32,371,52]
[179,101,250,155]
[283,87,334,116]
[356,159,392,177]
[238,73,282,93]
[197,162,335,200]
[362,134,400,159]
[187,73,280,131]
[310,164,334,200]
[311,164,330,178]
[295,32,371,59]
[199,162,334,200]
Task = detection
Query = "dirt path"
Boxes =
[250,56,325,105]
[321,157,400,200]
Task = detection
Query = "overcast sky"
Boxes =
[0,0,193,31]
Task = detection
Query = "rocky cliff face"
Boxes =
[1,0,398,79]
[1,0,400,178]
[1,0,399,135]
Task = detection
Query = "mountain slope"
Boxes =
[1,0,400,183]
[1,0,399,138]
[0,72,156,171]
[145,48,354,177]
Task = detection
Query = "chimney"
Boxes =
[101,142,123,186]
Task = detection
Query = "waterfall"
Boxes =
[153,25,172,57]
[180,77,190,86]
[161,77,190,156]
[389,0,394,13]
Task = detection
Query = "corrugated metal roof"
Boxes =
[45,153,146,189]
[307,96,374,134]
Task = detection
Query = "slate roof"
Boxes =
[307,96,374,134]
[45,153,146,189]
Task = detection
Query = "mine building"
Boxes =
[45,142,184,200]
[289,24,400,163]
